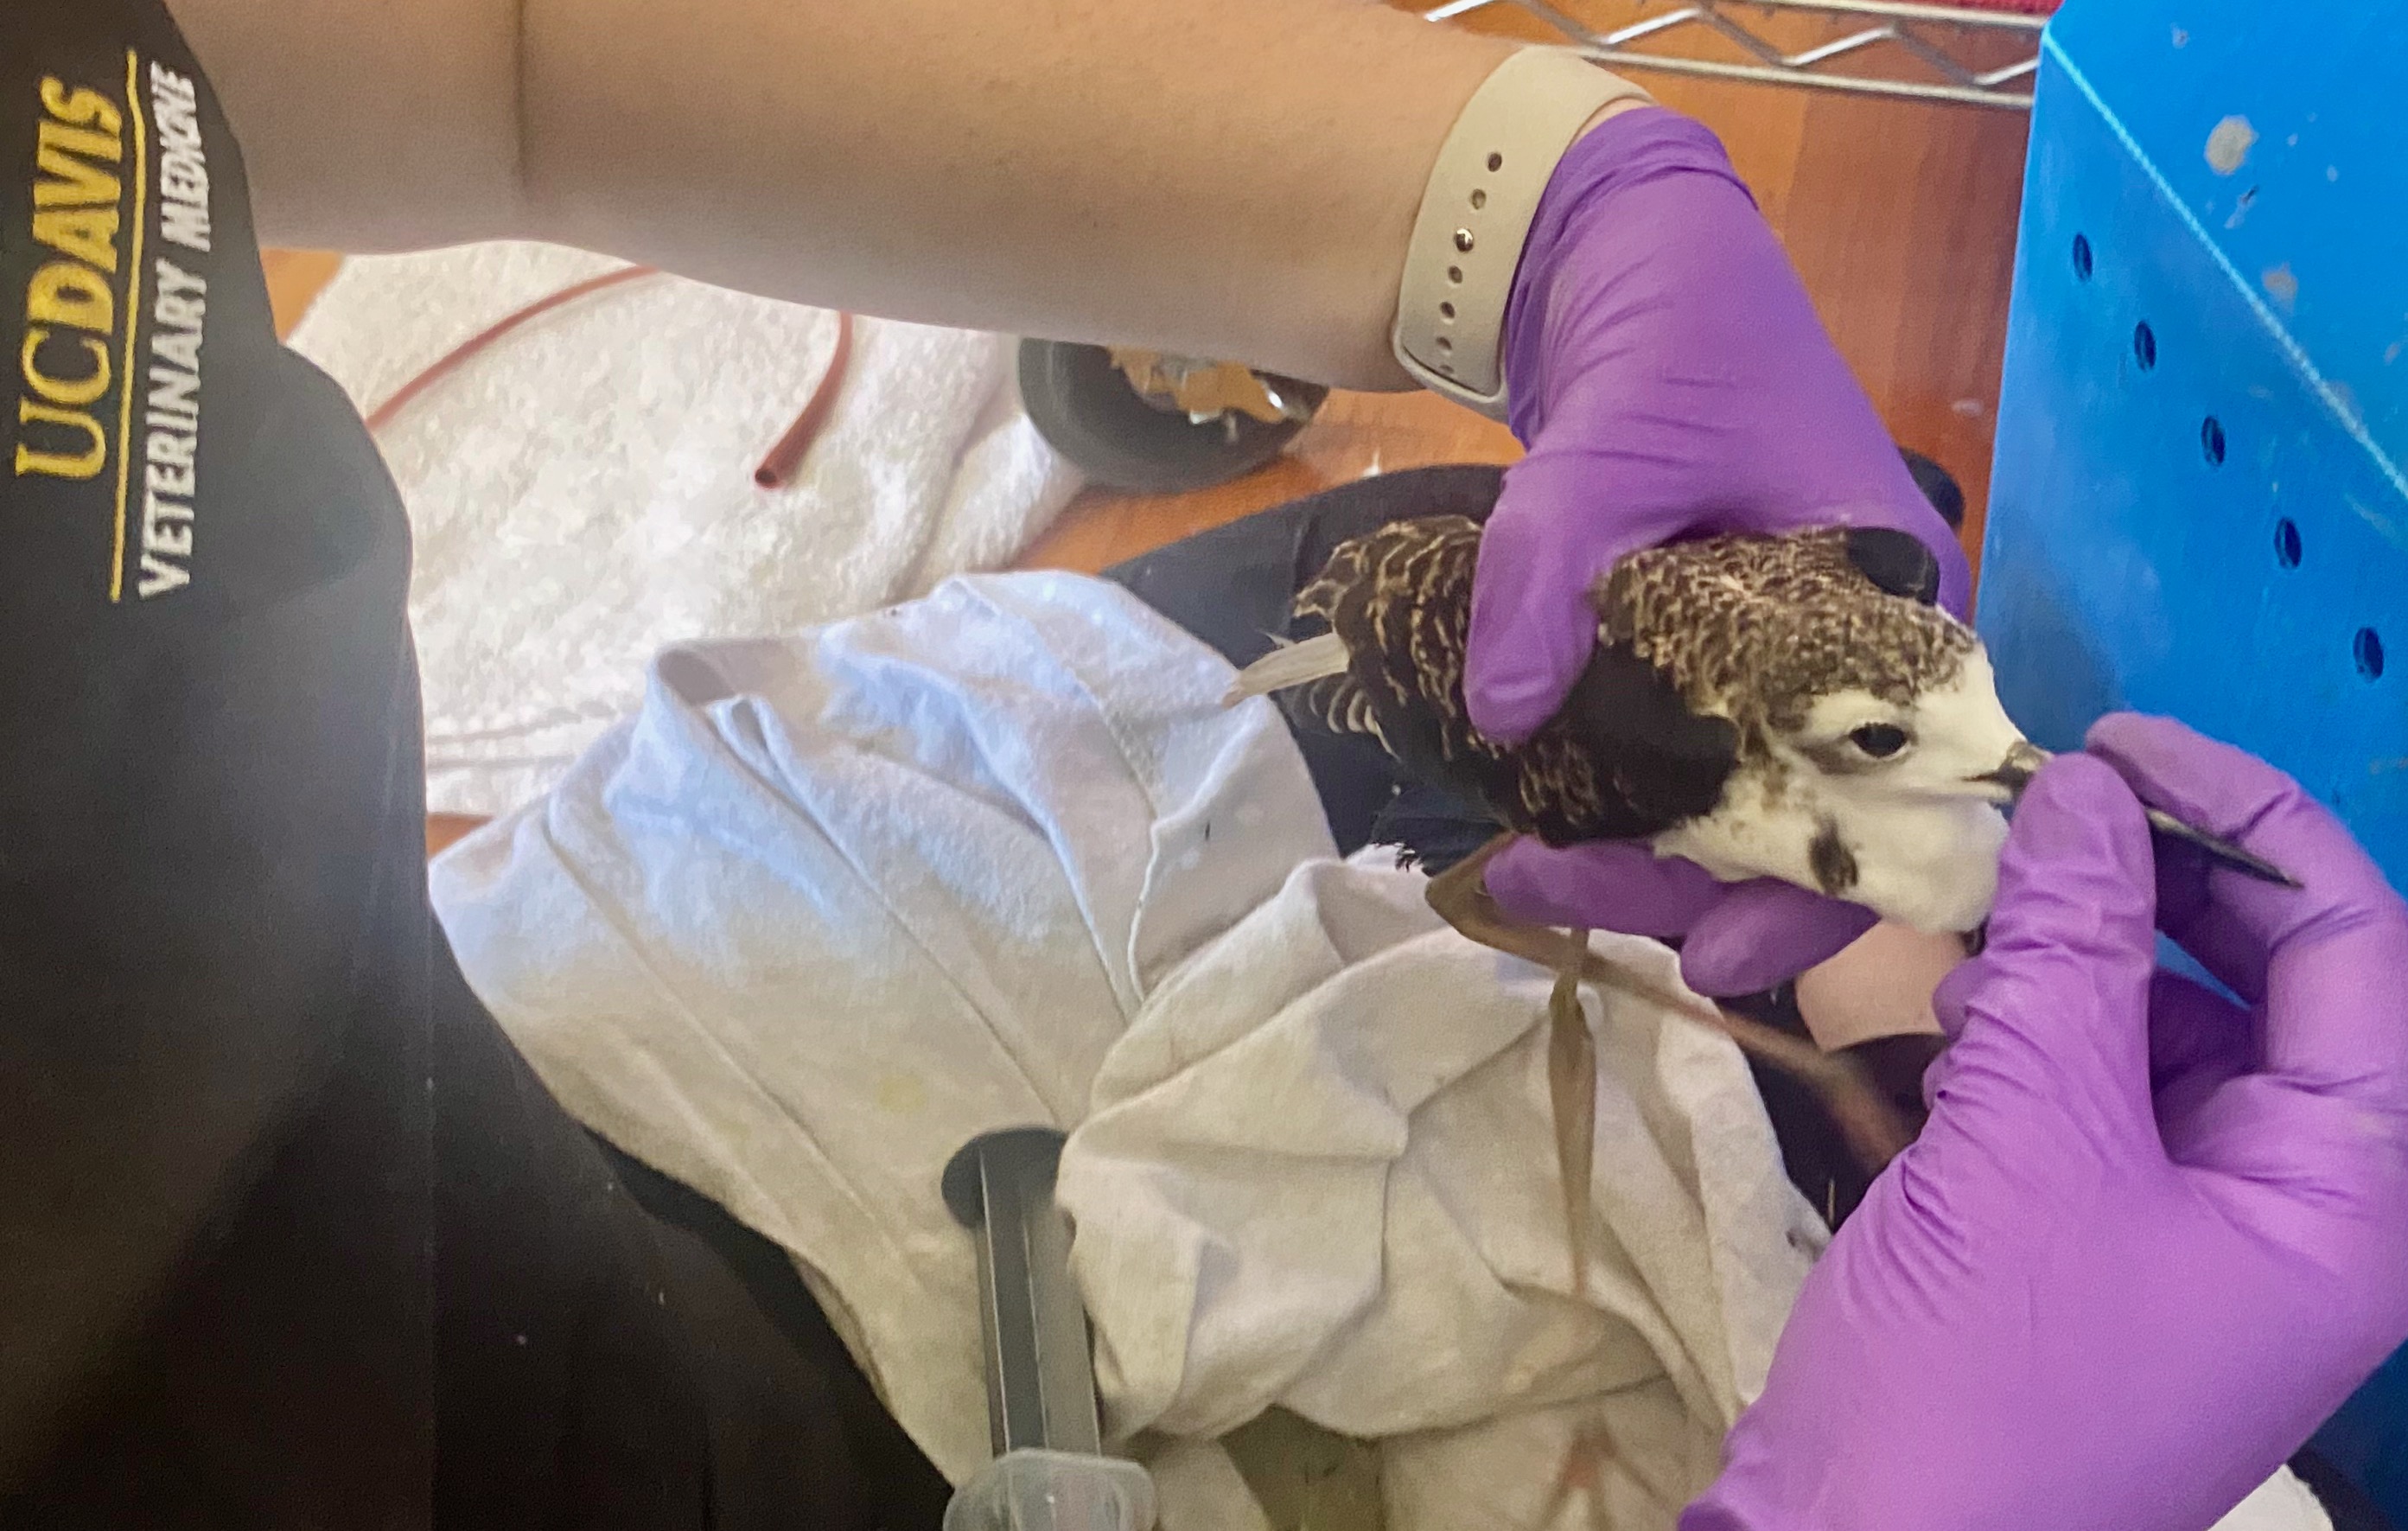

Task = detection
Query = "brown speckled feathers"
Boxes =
[1602,531,1975,736]
[1277,518,1972,854]
[1286,515,1481,764]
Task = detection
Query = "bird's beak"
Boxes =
[1965,740,2301,889]
[1965,739,2051,802]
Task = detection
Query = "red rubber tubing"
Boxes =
[361,265,856,487]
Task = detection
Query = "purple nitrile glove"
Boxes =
[1681,713,2408,1531]
[1468,108,1969,995]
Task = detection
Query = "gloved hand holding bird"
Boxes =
[1221,510,2293,1283]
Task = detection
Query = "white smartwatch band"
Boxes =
[1392,48,1652,420]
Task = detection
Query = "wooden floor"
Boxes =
[261,4,2029,856]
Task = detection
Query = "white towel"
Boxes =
[1061,858,1813,1449]
[287,241,1084,816]
[429,569,2325,1531]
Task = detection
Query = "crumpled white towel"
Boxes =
[429,569,2324,1531]
[288,241,1084,816]
[1061,862,1814,1450]
[430,571,1327,1483]
[1060,858,1797,1528]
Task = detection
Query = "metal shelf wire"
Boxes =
[1421,0,2048,109]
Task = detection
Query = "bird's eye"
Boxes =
[1848,724,1911,758]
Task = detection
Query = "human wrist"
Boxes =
[1793,922,1963,1051]
[1386,48,1653,415]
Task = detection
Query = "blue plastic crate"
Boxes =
[1980,2,2408,1515]
[1981,1,2406,852]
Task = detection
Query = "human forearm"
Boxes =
[521,0,1541,388]
[169,0,1580,388]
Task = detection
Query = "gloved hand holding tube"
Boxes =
[1683,715,2408,1530]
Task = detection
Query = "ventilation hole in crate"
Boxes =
[2072,233,2093,281]
[2273,519,2302,568]
[2133,322,2156,370]
[2201,417,2226,466]
[2356,628,2386,681]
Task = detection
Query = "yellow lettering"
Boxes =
[31,207,120,270]
[13,80,131,490]
[37,119,121,165]
[15,400,106,480]
[27,262,115,335]
[21,329,111,408]
[35,124,124,212]
[40,79,123,136]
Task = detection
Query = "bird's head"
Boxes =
[1609,527,2291,928]
[1755,600,2048,933]
[1609,527,2045,933]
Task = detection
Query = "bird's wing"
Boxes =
[1535,640,1742,844]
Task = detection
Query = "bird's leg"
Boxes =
[1424,835,1918,1202]
[1546,947,1596,1294]
[1423,840,1598,1289]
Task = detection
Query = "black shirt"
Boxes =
[0,3,942,1525]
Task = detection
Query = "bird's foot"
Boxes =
[1546,950,1596,1295]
